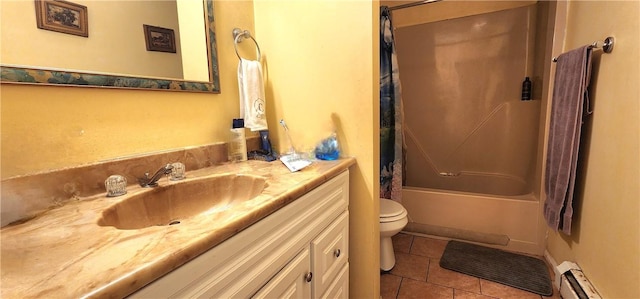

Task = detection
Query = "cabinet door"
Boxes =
[320,263,349,299]
[311,211,349,297]
[252,247,312,299]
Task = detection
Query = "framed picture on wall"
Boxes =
[143,25,176,53]
[34,0,88,37]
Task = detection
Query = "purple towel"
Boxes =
[544,45,593,235]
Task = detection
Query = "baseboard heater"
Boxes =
[557,261,601,299]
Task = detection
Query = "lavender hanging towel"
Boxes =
[544,45,592,235]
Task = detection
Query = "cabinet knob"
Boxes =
[304,272,313,283]
[334,249,341,258]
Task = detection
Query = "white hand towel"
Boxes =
[238,58,268,131]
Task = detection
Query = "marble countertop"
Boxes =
[1,158,355,298]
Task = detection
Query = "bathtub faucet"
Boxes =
[139,164,174,187]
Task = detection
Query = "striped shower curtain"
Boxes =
[380,6,404,202]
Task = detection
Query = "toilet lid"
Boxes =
[380,199,406,218]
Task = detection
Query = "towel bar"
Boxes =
[233,28,261,61]
[553,36,614,62]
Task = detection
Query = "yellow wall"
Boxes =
[545,1,640,298]
[1,0,255,178]
[1,0,185,79]
[252,1,379,297]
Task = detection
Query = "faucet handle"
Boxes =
[105,175,127,197]
[170,162,185,180]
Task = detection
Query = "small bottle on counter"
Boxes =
[228,118,248,162]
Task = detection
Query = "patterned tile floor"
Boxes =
[380,233,562,299]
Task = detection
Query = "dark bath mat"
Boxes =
[440,240,553,296]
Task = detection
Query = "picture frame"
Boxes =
[143,25,177,53]
[35,0,88,37]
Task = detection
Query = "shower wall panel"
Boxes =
[395,6,540,193]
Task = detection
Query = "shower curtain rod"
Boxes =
[388,0,442,11]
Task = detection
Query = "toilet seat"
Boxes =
[380,199,407,223]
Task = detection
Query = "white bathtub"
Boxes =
[402,186,545,255]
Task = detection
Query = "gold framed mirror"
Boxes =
[0,0,220,93]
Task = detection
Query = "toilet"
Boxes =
[379,198,408,271]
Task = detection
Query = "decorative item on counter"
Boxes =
[105,175,127,197]
[248,129,277,162]
[170,162,185,180]
[228,118,248,162]
[521,77,532,101]
[315,132,340,160]
[278,119,312,172]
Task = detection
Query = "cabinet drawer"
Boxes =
[312,211,349,297]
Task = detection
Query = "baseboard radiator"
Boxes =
[557,261,601,299]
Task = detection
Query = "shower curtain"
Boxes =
[380,7,404,202]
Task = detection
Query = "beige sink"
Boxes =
[98,174,267,229]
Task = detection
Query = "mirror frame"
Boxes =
[0,0,220,93]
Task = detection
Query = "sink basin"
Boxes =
[97,174,267,229]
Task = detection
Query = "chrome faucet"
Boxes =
[138,164,174,187]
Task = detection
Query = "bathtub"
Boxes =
[402,183,545,255]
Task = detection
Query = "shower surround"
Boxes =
[393,3,549,254]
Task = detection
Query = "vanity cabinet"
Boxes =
[130,170,349,298]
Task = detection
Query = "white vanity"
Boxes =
[131,170,350,298]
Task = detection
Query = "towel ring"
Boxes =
[233,28,261,61]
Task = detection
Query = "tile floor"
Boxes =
[380,233,562,299]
